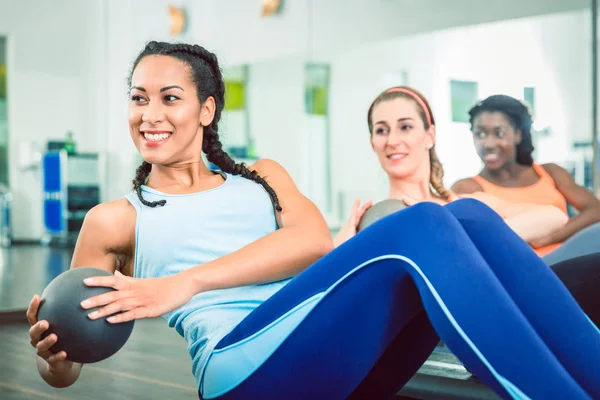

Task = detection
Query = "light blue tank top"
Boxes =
[125,172,291,387]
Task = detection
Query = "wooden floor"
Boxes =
[0,318,198,400]
[0,245,73,312]
[0,245,198,399]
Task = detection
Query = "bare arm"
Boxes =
[30,200,135,388]
[503,207,569,243]
[451,178,568,242]
[184,159,333,293]
[534,163,600,245]
[459,191,568,241]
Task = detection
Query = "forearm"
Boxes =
[462,192,548,219]
[496,201,556,219]
[37,357,82,388]
[183,227,333,293]
[540,208,600,245]
[504,206,568,243]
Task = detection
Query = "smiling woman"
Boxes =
[126,43,282,210]
[366,87,452,203]
[25,40,334,395]
[451,95,600,257]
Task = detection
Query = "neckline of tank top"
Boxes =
[478,165,547,190]
[140,171,230,197]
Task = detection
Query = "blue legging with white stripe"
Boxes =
[199,199,600,400]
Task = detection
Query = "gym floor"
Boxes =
[0,245,499,400]
[0,246,198,399]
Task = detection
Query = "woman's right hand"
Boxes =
[333,199,373,248]
[27,295,73,375]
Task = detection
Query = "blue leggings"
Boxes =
[199,199,600,400]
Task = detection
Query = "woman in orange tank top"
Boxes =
[452,95,600,256]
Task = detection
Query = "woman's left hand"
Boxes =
[81,271,196,323]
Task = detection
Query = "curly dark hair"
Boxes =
[468,94,535,166]
[127,41,281,211]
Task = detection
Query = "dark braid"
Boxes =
[128,41,282,211]
[367,86,455,201]
[132,161,166,208]
[468,95,535,166]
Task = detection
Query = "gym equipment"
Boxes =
[358,199,408,231]
[42,151,103,246]
[37,267,135,363]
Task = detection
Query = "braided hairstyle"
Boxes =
[128,41,281,211]
[367,86,453,201]
[468,94,534,166]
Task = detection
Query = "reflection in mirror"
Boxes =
[304,63,331,215]
[217,59,334,220]
[328,9,596,224]
[220,65,253,162]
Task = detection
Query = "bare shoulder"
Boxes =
[541,163,580,188]
[81,199,136,251]
[541,163,570,179]
[71,198,136,273]
[451,177,482,194]
[250,159,296,189]
[84,199,135,228]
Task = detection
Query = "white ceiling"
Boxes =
[309,0,591,54]
[181,0,592,65]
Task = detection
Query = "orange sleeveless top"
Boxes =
[472,163,567,257]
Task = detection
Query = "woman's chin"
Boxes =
[482,161,504,171]
[384,166,415,180]
[139,154,167,166]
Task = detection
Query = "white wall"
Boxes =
[326,10,592,221]
[101,0,171,204]
[175,0,588,66]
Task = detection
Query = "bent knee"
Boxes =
[451,197,489,208]
[384,200,457,228]
[446,197,499,217]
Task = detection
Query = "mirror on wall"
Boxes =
[318,9,595,224]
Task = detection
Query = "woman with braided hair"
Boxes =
[26,44,600,400]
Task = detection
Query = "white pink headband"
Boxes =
[382,87,432,127]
